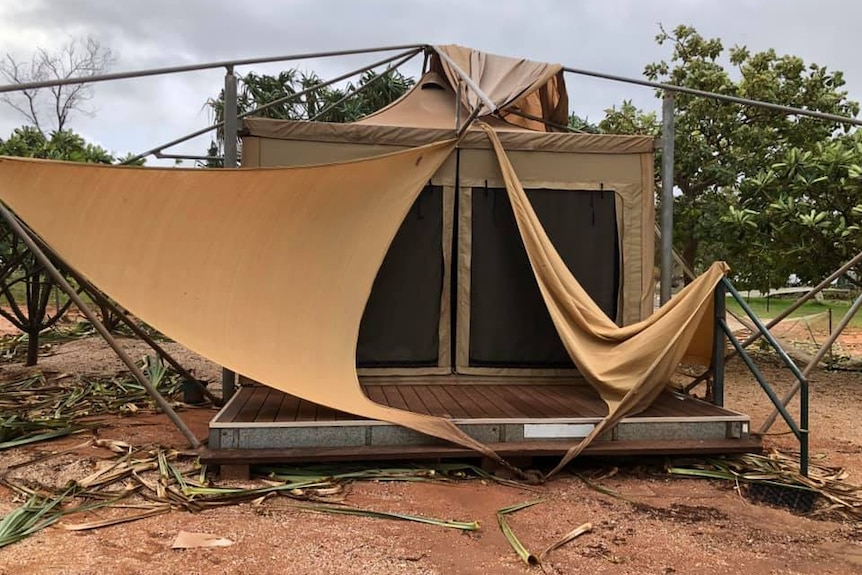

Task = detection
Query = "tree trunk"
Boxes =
[25,326,39,366]
[682,237,699,285]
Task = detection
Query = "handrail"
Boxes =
[718,277,809,475]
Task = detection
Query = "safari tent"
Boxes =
[0,45,759,475]
[239,72,656,376]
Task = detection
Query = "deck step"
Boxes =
[200,437,763,465]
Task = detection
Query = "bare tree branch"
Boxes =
[0,36,114,134]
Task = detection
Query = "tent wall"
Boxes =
[461,186,618,372]
[240,118,655,377]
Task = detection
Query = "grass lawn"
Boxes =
[725,296,862,329]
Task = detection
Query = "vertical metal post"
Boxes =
[221,66,238,402]
[711,281,725,406]
[660,92,675,305]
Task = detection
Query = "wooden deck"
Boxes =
[204,381,758,465]
[216,383,740,424]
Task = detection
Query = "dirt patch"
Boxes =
[0,337,862,574]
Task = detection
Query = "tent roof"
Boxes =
[242,116,656,154]
[356,72,527,131]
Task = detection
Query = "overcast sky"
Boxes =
[0,0,858,165]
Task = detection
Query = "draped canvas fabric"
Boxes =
[0,143,507,462]
[0,125,723,474]
[430,45,569,131]
[480,125,728,474]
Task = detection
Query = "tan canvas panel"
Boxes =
[0,144,520,463]
[245,120,655,326]
[243,117,655,154]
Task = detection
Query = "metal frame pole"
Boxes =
[660,92,675,305]
[0,44,427,94]
[758,290,862,434]
[432,46,497,114]
[3,215,217,405]
[562,65,862,128]
[123,48,419,164]
[0,203,201,448]
[80,285,222,406]
[308,49,421,121]
[711,281,725,406]
[221,66,239,402]
[739,250,862,348]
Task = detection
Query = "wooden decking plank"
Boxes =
[644,392,703,417]
[516,385,574,417]
[397,385,433,415]
[216,386,254,423]
[315,404,341,422]
[469,386,522,418]
[234,387,270,423]
[440,385,491,418]
[428,386,471,418]
[675,397,730,416]
[488,386,547,418]
[274,392,302,423]
[381,385,412,412]
[255,388,284,423]
[453,386,496,418]
[516,385,591,417]
[294,399,318,422]
[542,385,608,417]
[363,385,389,408]
[411,386,450,417]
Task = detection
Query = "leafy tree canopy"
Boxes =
[0,126,115,163]
[602,25,860,289]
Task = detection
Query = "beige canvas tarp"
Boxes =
[0,143,506,463]
[430,45,569,131]
[242,117,657,325]
[481,125,727,474]
[0,129,724,475]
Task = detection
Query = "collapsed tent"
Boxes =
[0,45,728,472]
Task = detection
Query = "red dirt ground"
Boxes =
[0,334,860,574]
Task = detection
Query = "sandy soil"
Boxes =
[0,334,861,575]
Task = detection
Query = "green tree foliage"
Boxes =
[567,113,601,134]
[0,127,120,365]
[207,66,414,162]
[599,101,659,137]
[603,25,860,288]
[721,135,862,288]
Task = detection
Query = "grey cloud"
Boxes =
[1,0,860,163]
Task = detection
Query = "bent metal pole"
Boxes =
[0,202,202,449]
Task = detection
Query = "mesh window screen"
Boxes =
[357,185,443,367]
[469,187,619,367]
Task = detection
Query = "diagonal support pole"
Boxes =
[758,290,862,435]
[0,202,202,449]
[79,281,223,407]
[10,216,220,407]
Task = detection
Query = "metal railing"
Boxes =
[715,278,809,475]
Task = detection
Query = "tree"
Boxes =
[206,66,414,160]
[608,25,859,284]
[598,101,659,137]
[0,127,117,365]
[567,113,601,134]
[720,134,862,288]
[0,36,115,134]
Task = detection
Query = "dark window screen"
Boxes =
[469,187,619,368]
[357,185,443,367]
